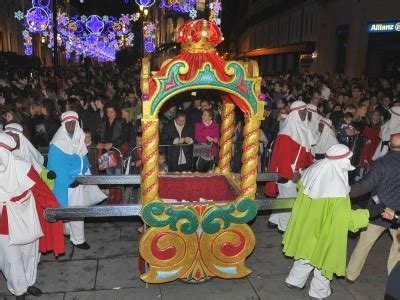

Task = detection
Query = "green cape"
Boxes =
[282,181,369,280]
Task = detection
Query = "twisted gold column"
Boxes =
[141,119,159,204]
[217,102,235,174]
[240,118,261,198]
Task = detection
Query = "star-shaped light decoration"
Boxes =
[213,1,222,11]
[14,10,25,21]
[147,22,156,32]
[22,30,30,39]
[119,14,130,25]
[57,13,68,26]
[189,8,197,19]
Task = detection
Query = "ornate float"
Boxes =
[138,19,264,283]
[45,18,296,286]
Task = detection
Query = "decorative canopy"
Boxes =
[141,19,264,119]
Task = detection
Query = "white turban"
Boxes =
[280,101,315,151]
[301,144,354,199]
[5,123,44,173]
[315,118,339,155]
[50,111,87,156]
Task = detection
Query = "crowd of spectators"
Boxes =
[1,54,400,178]
[260,73,400,177]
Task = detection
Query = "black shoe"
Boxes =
[27,286,42,296]
[73,242,90,250]
[267,222,278,229]
[16,294,25,300]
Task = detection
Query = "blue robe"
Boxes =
[47,144,89,207]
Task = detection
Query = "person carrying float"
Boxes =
[48,111,106,250]
[282,144,378,299]
[265,100,315,232]
[0,133,64,300]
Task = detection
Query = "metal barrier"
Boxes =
[39,142,274,175]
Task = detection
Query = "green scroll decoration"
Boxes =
[142,200,199,234]
[201,198,258,234]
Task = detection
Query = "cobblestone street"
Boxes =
[0,214,391,300]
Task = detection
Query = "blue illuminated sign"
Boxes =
[368,21,400,33]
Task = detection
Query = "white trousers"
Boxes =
[0,235,40,296]
[64,221,85,245]
[286,259,331,299]
[268,181,297,232]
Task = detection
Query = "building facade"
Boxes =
[237,0,400,77]
[0,0,72,67]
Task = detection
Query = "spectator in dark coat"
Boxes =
[95,102,125,175]
[160,111,194,172]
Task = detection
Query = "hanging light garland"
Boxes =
[209,0,222,26]
[15,1,137,61]
[16,0,223,59]
[143,21,156,53]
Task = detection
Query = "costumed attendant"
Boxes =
[306,103,322,141]
[314,118,339,160]
[372,106,400,160]
[282,144,380,299]
[0,133,64,300]
[4,123,56,189]
[47,111,91,250]
[265,101,314,232]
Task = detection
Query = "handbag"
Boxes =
[6,191,44,246]
[98,151,120,171]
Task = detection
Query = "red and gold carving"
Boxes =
[240,118,261,198]
[141,119,159,204]
[217,102,235,174]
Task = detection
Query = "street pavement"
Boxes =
[0,214,391,300]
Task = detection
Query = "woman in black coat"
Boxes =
[95,102,125,175]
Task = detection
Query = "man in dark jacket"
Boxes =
[346,133,400,283]
[161,111,194,172]
[381,208,400,300]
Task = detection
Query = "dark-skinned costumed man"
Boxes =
[47,111,91,250]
